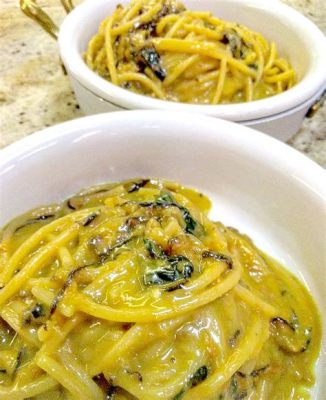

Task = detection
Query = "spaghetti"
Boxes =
[85,0,296,104]
[0,179,321,399]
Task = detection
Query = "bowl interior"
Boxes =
[0,111,325,397]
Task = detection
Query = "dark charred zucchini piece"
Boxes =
[93,373,117,399]
[126,216,147,229]
[50,266,87,315]
[173,391,185,400]
[235,392,247,400]
[67,199,76,210]
[14,214,55,233]
[82,212,100,227]
[127,179,150,193]
[271,316,312,353]
[89,236,133,263]
[300,338,312,352]
[125,369,143,382]
[31,303,44,319]
[137,46,167,81]
[228,329,241,347]
[202,250,233,269]
[248,63,258,70]
[271,317,295,332]
[106,385,117,400]
[24,303,45,325]
[13,349,23,378]
[221,30,247,59]
[134,3,184,36]
[190,366,208,387]
[169,256,194,279]
[250,365,269,377]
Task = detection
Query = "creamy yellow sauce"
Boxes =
[0,179,321,400]
[85,0,296,104]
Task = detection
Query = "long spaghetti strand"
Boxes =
[85,0,295,104]
[0,178,321,399]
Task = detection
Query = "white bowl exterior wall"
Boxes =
[71,76,316,141]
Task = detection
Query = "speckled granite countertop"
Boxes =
[0,0,325,166]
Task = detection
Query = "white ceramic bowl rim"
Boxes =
[1,110,324,197]
[67,77,325,124]
[58,0,326,121]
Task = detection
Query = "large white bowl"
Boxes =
[0,111,325,397]
[58,0,326,141]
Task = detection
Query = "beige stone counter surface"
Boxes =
[0,0,325,166]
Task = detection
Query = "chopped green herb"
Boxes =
[248,63,258,70]
[139,191,202,236]
[155,192,175,205]
[144,255,193,286]
[172,366,208,399]
[169,255,194,279]
[231,374,238,395]
[144,238,165,259]
[180,206,197,234]
[173,390,184,400]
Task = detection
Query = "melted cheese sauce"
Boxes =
[85,0,296,105]
[0,179,321,400]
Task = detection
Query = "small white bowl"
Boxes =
[0,111,325,399]
[58,0,326,141]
